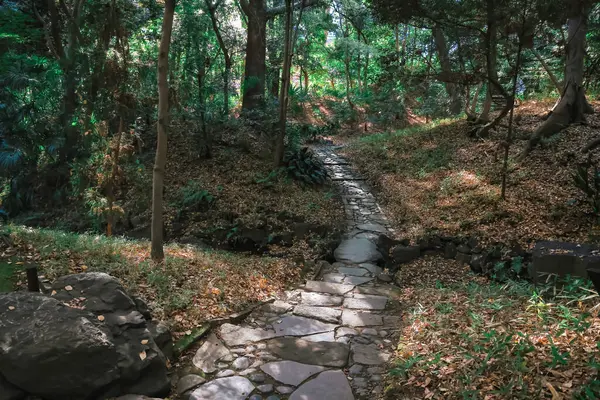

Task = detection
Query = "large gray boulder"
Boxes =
[0,273,170,400]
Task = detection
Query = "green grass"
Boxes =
[0,260,20,292]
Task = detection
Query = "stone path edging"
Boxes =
[182,147,400,400]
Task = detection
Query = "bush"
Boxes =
[178,180,214,210]
[573,160,600,221]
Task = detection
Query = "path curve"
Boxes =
[185,146,400,400]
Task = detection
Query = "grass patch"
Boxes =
[387,256,600,400]
[2,224,303,337]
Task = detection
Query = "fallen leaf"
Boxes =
[139,350,147,361]
[65,285,73,291]
[185,330,192,335]
[51,290,57,296]
[8,306,15,311]
[97,315,105,321]
[141,339,149,345]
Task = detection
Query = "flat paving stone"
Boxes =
[293,305,341,323]
[343,276,374,286]
[192,333,232,373]
[189,376,254,400]
[261,360,325,386]
[273,315,337,336]
[289,370,354,400]
[301,331,336,342]
[343,294,388,310]
[341,310,383,327]
[220,323,277,346]
[337,267,369,276]
[356,223,388,233]
[322,273,345,284]
[336,327,358,337]
[334,238,383,264]
[351,343,391,365]
[262,300,293,314]
[359,263,383,275]
[266,337,350,367]
[300,292,343,307]
[177,375,206,396]
[305,281,354,295]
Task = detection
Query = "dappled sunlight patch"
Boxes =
[387,257,600,399]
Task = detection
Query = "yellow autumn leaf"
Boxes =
[141,339,149,345]
[139,351,147,361]
[51,290,57,296]
[97,315,105,321]
[81,265,88,271]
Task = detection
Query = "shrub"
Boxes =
[283,147,329,186]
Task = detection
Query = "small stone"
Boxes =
[266,396,281,400]
[233,357,251,370]
[239,368,257,376]
[257,384,274,393]
[276,386,294,394]
[231,348,247,355]
[176,374,206,396]
[217,363,229,368]
[336,337,350,344]
[354,336,372,344]
[362,328,378,336]
[262,300,293,314]
[336,327,358,337]
[249,373,267,383]
[216,369,235,378]
[352,377,368,388]
[370,375,382,382]
[376,273,392,283]
[220,353,235,362]
[379,330,388,337]
[256,343,267,350]
[367,367,383,374]
[348,364,363,376]
[249,395,263,400]
[250,359,264,368]
[246,345,256,353]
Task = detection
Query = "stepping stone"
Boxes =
[257,384,274,393]
[266,338,350,367]
[359,263,383,275]
[261,360,326,386]
[192,333,232,373]
[336,327,358,337]
[343,294,388,310]
[322,273,345,284]
[277,386,294,394]
[334,238,383,264]
[341,311,383,327]
[289,370,354,400]
[343,276,374,286]
[293,305,341,323]
[301,331,335,342]
[351,343,391,365]
[355,286,399,297]
[356,223,387,233]
[189,376,254,400]
[301,292,343,306]
[337,267,369,277]
[305,281,354,295]
[177,375,206,397]
[273,315,337,337]
[220,323,277,346]
[262,300,293,314]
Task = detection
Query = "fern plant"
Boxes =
[283,147,329,186]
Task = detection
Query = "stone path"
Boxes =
[181,147,399,400]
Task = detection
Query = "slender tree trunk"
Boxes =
[106,118,124,236]
[204,0,232,116]
[303,68,309,90]
[532,47,562,93]
[479,0,498,122]
[198,60,211,158]
[151,0,175,262]
[432,24,461,115]
[274,0,293,167]
[520,2,594,159]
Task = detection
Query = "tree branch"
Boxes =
[266,0,320,19]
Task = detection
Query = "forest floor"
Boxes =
[339,99,600,399]
[342,99,600,247]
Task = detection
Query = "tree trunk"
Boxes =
[532,47,562,94]
[520,2,594,160]
[106,118,124,237]
[241,0,267,110]
[479,0,498,122]
[205,0,232,116]
[274,0,293,167]
[303,68,309,90]
[198,60,211,158]
[151,0,175,262]
[432,24,461,115]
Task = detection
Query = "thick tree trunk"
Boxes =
[479,0,498,122]
[151,0,175,262]
[432,24,461,115]
[520,3,594,160]
[241,0,267,110]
